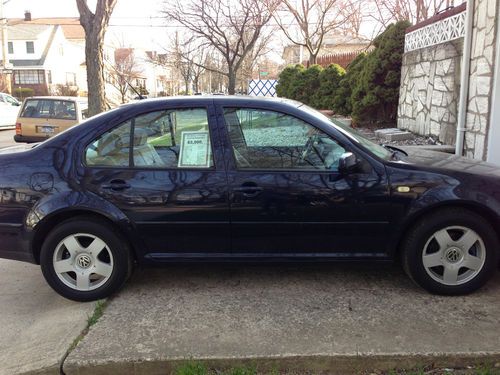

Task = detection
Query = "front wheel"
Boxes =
[401,208,499,295]
[40,217,132,301]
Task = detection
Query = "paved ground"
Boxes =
[0,259,95,375]
[0,128,15,149]
[0,131,97,375]
[64,263,500,374]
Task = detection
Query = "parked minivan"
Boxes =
[14,96,88,143]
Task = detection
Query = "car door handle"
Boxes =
[233,183,263,197]
[101,179,131,191]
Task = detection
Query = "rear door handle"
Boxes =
[233,183,263,197]
[102,179,131,191]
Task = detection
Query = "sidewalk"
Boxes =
[64,263,500,374]
[0,259,95,375]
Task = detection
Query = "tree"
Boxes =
[369,0,458,27]
[163,0,278,94]
[110,48,142,103]
[350,21,410,125]
[272,0,350,65]
[76,0,117,116]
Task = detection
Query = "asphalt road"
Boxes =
[0,128,16,149]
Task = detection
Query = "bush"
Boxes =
[315,63,345,110]
[351,20,410,125]
[13,87,34,99]
[276,64,305,100]
[55,84,78,96]
[332,53,367,116]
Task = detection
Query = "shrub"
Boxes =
[55,84,79,96]
[276,64,305,100]
[315,63,345,110]
[13,87,34,99]
[350,20,410,125]
[298,64,323,106]
[332,53,367,116]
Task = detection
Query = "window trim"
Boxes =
[83,106,217,171]
[221,106,352,173]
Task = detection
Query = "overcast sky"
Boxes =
[4,0,169,50]
[4,0,381,62]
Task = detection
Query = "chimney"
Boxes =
[24,10,32,21]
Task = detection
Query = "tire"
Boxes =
[40,216,133,302]
[401,207,499,295]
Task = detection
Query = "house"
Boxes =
[282,32,371,66]
[397,0,500,164]
[2,13,84,96]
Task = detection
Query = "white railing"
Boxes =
[404,10,466,52]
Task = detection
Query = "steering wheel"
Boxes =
[300,135,320,166]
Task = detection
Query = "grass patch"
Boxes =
[174,362,258,375]
[67,299,107,353]
[87,300,106,327]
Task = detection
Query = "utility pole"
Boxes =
[0,0,12,93]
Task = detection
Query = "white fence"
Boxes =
[248,79,278,97]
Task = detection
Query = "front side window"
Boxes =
[224,108,346,171]
[86,108,213,169]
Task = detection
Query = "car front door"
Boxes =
[82,104,230,260]
[217,105,392,258]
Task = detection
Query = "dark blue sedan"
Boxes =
[0,96,499,301]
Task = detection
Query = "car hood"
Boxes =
[0,143,38,155]
[396,146,500,178]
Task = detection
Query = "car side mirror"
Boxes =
[338,152,359,174]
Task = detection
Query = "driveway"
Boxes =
[0,132,95,375]
[0,259,95,375]
[64,263,500,374]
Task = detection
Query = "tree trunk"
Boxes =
[308,52,317,66]
[184,78,189,94]
[85,33,107,115]
[227,69,236,95]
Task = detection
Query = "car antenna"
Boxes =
[127,81,144,100]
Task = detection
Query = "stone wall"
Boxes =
[398,39,463,145]
[463,0,498,159]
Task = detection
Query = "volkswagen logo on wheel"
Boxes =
[76,254,92,269]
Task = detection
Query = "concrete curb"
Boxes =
[63,352,500,375]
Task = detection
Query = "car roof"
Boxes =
[25,96,88,102]
[119,95,301,109]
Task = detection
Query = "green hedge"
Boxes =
[276,21,409,126]
[13,87,34,99]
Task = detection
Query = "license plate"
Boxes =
[37,126,55,134]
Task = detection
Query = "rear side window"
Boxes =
[20,99,77,120]
[85,108,214,169]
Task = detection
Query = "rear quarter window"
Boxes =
[20,99,77,120]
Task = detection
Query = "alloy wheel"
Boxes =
[422,226,486,286]
[52,233,114,291]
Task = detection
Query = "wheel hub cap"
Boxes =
[444,247,463,263]
[76,253,92,269]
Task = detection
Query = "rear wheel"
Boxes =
[401,208,499,295]
[40,217,132,301]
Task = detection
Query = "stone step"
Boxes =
[374,128,414,141]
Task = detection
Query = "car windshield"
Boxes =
[295,103,393,160]
[20,99,77,120]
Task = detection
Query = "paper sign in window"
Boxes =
[178,131,211,168]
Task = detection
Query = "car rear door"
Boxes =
[82,102,230,260]
[216,104,393,258]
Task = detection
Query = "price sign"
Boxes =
[178,131,211,168]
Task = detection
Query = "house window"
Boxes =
[65,72,76,86]
[13,70,45,84]
[47,71,52,84]
[7,42,13,54]
[26,41,35,54]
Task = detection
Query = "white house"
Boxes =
[2,14,84,96]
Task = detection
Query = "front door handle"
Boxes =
[233,182,263,197]
[102,179,131,191]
